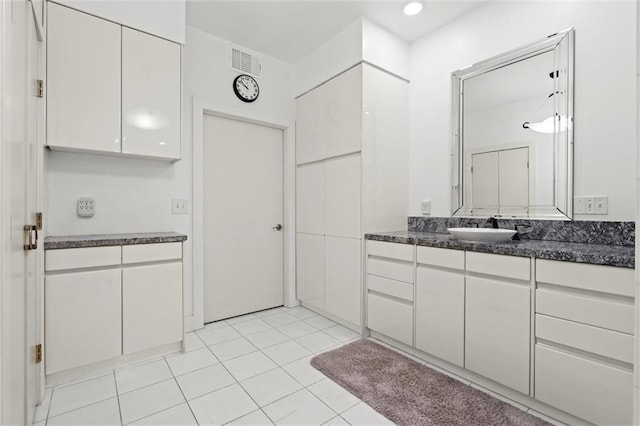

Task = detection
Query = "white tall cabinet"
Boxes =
[295,64,408,328]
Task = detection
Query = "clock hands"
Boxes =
[239,80,249,90]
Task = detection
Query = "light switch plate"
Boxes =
[77,197,95,217]
[574,195,607,215]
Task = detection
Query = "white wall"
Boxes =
[53,0,186,43]
[295,17,409,97]
[409,1,637,220]
[46,26,295,328]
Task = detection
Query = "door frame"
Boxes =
[191,98,296,330]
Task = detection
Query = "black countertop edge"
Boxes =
[365,231,635,269]
[44,232,188,250]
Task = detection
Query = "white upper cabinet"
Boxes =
[47,2,121,154]
[46,4,181,161]
[296,87,325,164]
[324,66,362,159]
[122,28,181,160]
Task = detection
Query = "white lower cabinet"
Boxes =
[324,236,361,326]
[296,233,325,311]
[123,263,183,354]
[45,269,122,374]
[45,242,184,376]
[465,275,530,394]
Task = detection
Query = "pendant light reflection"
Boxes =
[125,108,169,131]
[522,114,569,134]
[404,1,423,16]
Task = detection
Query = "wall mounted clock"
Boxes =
[233,74,259,103]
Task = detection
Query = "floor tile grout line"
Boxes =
[162,376,199,425]
[123,400,186,426]
[46,395,120,423]
[50,370,114,391]
[112,370,124,426]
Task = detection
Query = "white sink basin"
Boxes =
[447,228,517,243]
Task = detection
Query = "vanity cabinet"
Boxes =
[45,242,184,376]
[415,247,465,367]
[46,3,181,160]
[534,259,634,425]
[465,252,530,395]
[366,241,414,346]
[296,64,408,328]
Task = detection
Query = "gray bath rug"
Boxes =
[311,339,550,426]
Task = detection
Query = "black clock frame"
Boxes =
[233,74,259,103]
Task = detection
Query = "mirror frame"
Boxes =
[451,28,575,220]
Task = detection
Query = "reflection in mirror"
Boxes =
[451,28,574,219]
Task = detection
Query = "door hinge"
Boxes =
[35,344,42,363]
[36,80,44,98]
[36,212,43,230]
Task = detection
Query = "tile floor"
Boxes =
[33,306,395,426]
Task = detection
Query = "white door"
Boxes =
[471,151,499,209]
[203,114,284,322]
[2,0,42,424]
[499,147,529,208]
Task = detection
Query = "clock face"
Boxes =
[233,74,259,103]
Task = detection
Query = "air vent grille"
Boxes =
[231,47,261,76]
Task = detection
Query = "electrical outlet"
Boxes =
[172,199,189,214]
[421,199,431,215]
[77,197,95,217]
[574,197,584,214]
[584,197,595,214]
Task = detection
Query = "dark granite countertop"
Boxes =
[44,232,188,250]
[366,231,634,269]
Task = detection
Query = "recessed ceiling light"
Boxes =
[404,1,423,16]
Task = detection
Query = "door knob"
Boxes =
[272,224,283,231]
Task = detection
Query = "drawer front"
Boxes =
[536,314,634,364]
[535,345,633,426]
[367,240,414,262]
[367,274,413,302]
[536,289,634,334]
[466,252,530,281]
[536,259,634,297]
[416,246,464,270]
[45,246,121,271]
[122,242,182,264]
[367,292,413,346]
[367,258,413,283]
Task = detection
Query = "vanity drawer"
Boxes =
[367,292,413,346]
[367,274,413,302]
[536,314,633,364]
[536,259,634,297]
[367,240,414,262]
[122,242,182,264]
[45,246,122,271]
[466,252,530,281]
[417,246,464,270]
[536,288,634,334]
[367,258,413,284]
[535,344,633,426]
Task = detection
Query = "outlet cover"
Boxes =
[421,199,431,215]
[77,197,95,217]
[594,196,608,214]
[172,199,189,214]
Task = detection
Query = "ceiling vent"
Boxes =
[230,45,261,77]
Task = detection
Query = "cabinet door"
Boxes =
[296,233,325,310]
[325,236,361,326]
[296,86,325,164]
[45,269,121,374]
[122,263,183,354]
[122,27,181,160]
[324,66,362,158]
[47,3,121,153]
[325,155,361,239]
[296,163,324,235]
[415,267,464,367]
[465,276,530,394]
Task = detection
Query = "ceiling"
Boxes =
[186,1,487,64]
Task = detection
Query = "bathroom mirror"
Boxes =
[451,28,574,219]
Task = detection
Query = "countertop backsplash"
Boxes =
[408,217,635,246]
